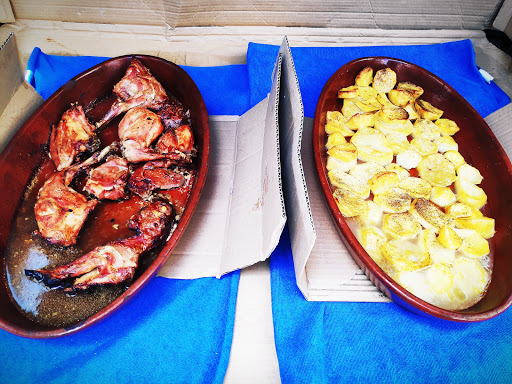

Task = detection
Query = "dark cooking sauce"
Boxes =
[4,107,196,328]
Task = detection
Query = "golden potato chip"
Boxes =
[372,68,397,94]
[355,66,374,86]
[415,99,443,120]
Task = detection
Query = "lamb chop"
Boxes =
[97,58,170,128]
[34,146,111,247]
[128,160,186,200]
[25,200,173,291]
[49,104,100,171]
[84,156,129,200]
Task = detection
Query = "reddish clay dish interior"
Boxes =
[0,55,209,337]
[313,57,512,322]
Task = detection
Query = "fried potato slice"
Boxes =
[372,68,397,94]
[357,86,379,100]
[456,163,483,184]
[457,230,490,258]
[360,226,386,253]
[355,66,374,86]
[434,136,458,153]
[435,118,460,136]
[356,99,381,112]
[379,107,409,122]
[337,85,359,99]
[342,99,364,120]
[385,132,411,155]
[444,150,465,167]
[396,149,422,170]
[455,217,495,239]
[377,92,395,108]
[368,171,399,195]
[415,99,443,120]
[375,118,414,136]
[350,128,394,166]
[326,142,358,172]
[385,163,410,181]
[410,138,438,156]
[454,178,487,209]
[346,111,377,130]
[325,132,347,149]
[328,169,371,198]
[397,81,424,100]
[325,111,355,136]
[374,187,412,213]
[381,239,430,272]
[412,119,441,141]
[437,225,463,250]
[333,187,369,217]
[445,202,483,219]
[403,102,420,121]
[356,200,384,228]
[452,257,489,299]
[398,177,432,199]
[410,198,451,232]
[388,89,415,107]
[419,228,455,264]
[429,186,456,207]
[416,153,457,187]
[383,212,422,239]
[349,161,385,184]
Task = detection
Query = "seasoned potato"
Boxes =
[410,198,450,233]
[325,132,347,149]
[435,118,460,136]
[357,86,379,100]
[374,187,412,213]
[325,111,355,136]
[346,111,377,130]
[429,186,456,207]
[356,201,384,228]
[456,163,483,184]
[350,128,394,166]
[375,118,414,136]
[396,149,422,170]
[342,99,364,119]
[415,99,443,120]
[328,169,370,198]
[437,225,463,250]
[434,136,458,153]
[337,85,359,99]
[385,132,411,155]
[455,217,495,239]
[368,171,399,195]
[410,137,438,156]
[356,100,381,113]
[326,142,358,172]
[388,89,415,107]
[445,202,483,219]
[403,102,420,121]
[385,163,410,181]
[452,258,489,298]
[333,187,368,217]
[355,66,374,86]
[398,177,432,199]
[454,178,487,209]
[381,239,430,272]
[349,161,385,184]
[397,81,424,100]
[379,106,409,122]
[383,212,422,239]
[444,150,466,167]
[412,119,441,141]
[372,68,397,93]
[416,153,456,187]
[419,229,455,264]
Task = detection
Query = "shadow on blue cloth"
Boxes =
[1,48,247,384]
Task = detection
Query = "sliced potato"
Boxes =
[397,81,424,100]
[429,186,456,207]
[350,128,394,166]
[444,150,466,167]
[434,136,458,153]
[385,163,410,181]
[398,177,432,199]
[372,68,397,94]
[452,258,489,298]
[456,163,483,184]
[445,202,483,219]
[410,198,450,232]
[379,106,409,123]
[357,86,379,100]
[419,229,455,264]
[346,111,377,130]
[455,217,495,239]
[325,132,347,149]
[412,119,441,141]
[415,99,443,120]
[355,66,374,86]
[356,100,381,113]
[382,212,422,239]
[377,92,395,108]
[416,153,456,187]
[360,226,386,253]
[368,171,399,195]
[454,178,487,209]
[459,231,490,258]
[349,161,385,183]
[435,118,460,136]
[437,225,463,250]
[374,187,412,213]
[396,149,422,170]
[410,137,438,156]
[388,89,415,107]
[375,118,414,136]
[385,132,411,155]
[381,239,431,272]
[356,200,384,228]
[342,99,364,119]
[337,85,359,99]
[403,101,420,121]
[333,187,369,217]
[328,169,371,199]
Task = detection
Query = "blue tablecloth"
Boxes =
[1,49,248,384]
[246,39,512,384]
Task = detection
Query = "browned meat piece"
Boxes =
[156,95,190,130]
[118,107,167,163]
[155,125,196,164]
[97,58,170,127]
[128,160,186,200]
[84,156,129,200]
[49,104,100,171]
[34,146,110,247]
[25,200,174,291]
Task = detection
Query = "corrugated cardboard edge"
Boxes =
[0,0,15,24]
[493,0,512,39]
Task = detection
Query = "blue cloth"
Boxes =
[1,48,247,384]
[247,39,510,119]
[245,40,512,384]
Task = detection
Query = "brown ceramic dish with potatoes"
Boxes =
[0,55,209,337]
[313,56,512,321]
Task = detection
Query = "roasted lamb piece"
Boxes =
[156,95,190,130]
[34,146,110,247]
[155,124,196,163]
[25,200,173,291]
[84,156,129,200]
[49,104,100,171]
[128,160,186,200]
[97,58,170,127]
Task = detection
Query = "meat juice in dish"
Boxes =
[5,59,198,327]
[324,66,494,311]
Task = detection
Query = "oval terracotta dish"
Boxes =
[0,55,209,337]
[313,57,512,322]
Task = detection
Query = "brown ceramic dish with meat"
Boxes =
[0,55,209,337]
[313,56,512,322]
